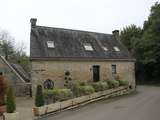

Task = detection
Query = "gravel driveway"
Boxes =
[40,86,160,120]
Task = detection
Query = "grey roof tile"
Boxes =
[30,25,133,60]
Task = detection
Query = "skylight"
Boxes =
[84,43,93,51]
[103,46,108,51]
[47,41,55,48]
[113,46,120,51]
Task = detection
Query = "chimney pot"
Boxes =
[112,30,119,36]
[30,18,37,27]
[112,30,120,40]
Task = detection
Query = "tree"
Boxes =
[140,2,160,82]
[35,85,44,107]
[6,87,16,113]
[120,24,142,56]
[120,2,160,84]
[0,30,31,72]
[0,30,15,60]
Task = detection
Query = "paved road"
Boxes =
[40,86,160,120]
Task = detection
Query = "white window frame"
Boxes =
[113,46,120,51]
[47,41,55,48]
[84,43,93,51]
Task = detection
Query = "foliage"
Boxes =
[120,24,142,57]
[79,85,95,95]
[71,83,81,97]
[35,85,44,107]
[0,30,15,60]
[120,2,160,84]
[6,87,16,113]
[79,82,86,86]
[44,88,73,103]
[0,30,31,73]
[107,80,119,88]
[118,80,129,86]
[91,82,109,92]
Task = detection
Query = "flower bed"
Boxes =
[33,85,129,116]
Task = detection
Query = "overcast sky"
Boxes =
[0,0,159,55]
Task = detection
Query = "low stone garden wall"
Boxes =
[33,86,130,117]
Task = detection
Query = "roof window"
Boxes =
[113,46,120,51]
[47,41,55,48]
[103,46,108,51]
[84,43,93,51]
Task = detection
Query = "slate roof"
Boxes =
[30,20,133,61]
[11,64,30,82]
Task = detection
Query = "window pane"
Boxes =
[103,46,108,51]
[113,46,120,51]
[47,41,55,48]
[84,43,93,51]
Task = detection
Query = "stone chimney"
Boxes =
[30,18,37,27]
[112,30,120,40]
[112,30,119,37]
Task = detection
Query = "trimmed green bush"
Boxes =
[6,87,16,113]
[92,82,109,92]
[79,82,86,86]
[118,80,129,86]
[72,83,81,97]
[79,85,95,95]
[35,85,44,107]
[107,80,120,88]
[58,89,73,101]
[44,88,73,102]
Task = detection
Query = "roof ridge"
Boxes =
[35,25,113,36]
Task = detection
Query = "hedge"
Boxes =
[91,82,109,92]
[79,85,95,95]
[107,80,120,88]
[118,80,129,86]
[44,88,73,102]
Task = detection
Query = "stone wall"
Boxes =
[31,60,135,94]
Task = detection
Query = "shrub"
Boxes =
[71,83,81,97]
[79,82,86,86]
[44,88,73,102]
[35,85,44,107]
[107,80,120,88]
[92,82,109,92]
[6,87,16,113]
[58,89,73,101]
[79,85,95,95]
[118,80,129,86]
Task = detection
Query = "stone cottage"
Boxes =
[30,18,136,93]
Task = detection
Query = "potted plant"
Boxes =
[0,72,7,115]
[33,85,45,116]
[3,87,19,120]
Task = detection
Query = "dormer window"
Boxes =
[103,46,108,51]
[113,46,120,51]
[84,43,93,51]
[47,41,54,48]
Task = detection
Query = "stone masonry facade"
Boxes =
[31,60,135,94]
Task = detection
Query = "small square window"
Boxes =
[113,46,120,51]
[47,41,54,48]
[103,46,108,51]
[84,43,93,51]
